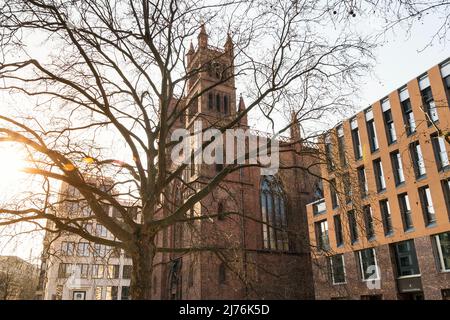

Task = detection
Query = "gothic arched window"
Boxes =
[223,95,229,114]
[216,93,221,112]
[260,176,289,251]
[208,92,214,110]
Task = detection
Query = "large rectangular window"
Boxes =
[351,122,362,160]
[92,264,104,279]
[330,254,346,284]
[399,87,416,135]
[61,241,75,256]
[363,205,375,240]
[431,135,449,171]
[77,242,90,257]
[107,265,120,279]
[373,159,386,192]
[418,186,436,225]
[357,166,368,197]
[106,286,118,300]
[420,78,438,125]
[433,232,450,272]
[122,265,132,279]
[393,240,420,277]
[357,248,379,281]
[442,179,450,216]
[348,210,358,244]
[330,179,339,209]
[334,215,343,247]
[379,199,393,235]
[315,220,330,251]
[390,151,405,186]
[398,193,413,231]
[325,135,335,172]
[366,109,379,152]
[381,98,397,144]
[337,126,347,167]
[57,263,72,278]
[409,141,426,178]
[76,264,89,279]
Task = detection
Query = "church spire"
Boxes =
[186,41,195,65]
[198,24,208,48]
[238,94,248,127]
[224,33,233,54]
[290,111,302,142]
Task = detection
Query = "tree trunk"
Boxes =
[130,233,156,300]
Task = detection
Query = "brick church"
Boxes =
[151,26,321,300]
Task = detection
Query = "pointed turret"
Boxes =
[187,41,195,65]
[290,111,302,142]
[198,24,208,48]
[238,94,248,127]
[224,33,233,55]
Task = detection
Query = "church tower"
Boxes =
[185,25,237,128]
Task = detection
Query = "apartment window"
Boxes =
[379,199,393,235]
[122,265,132,279]
[57,263,72,278]
[390,151,405,186]
[393,240,420,277]
[92,264,104,279]
[93,244,108,257]
[432,135,449,171]
[330,255,346,284]
[381,98,397,144]
[82,222,93,234]
[433,232,450,271]
[61,241,75,256]
[96,224,108,237]
[343,173,352,203]
[398,193,413,231]
[334,215,343,247]
[76,264,89,279]
[357,166,368,197]
[325,141,335,172]
[348,210,358,244]
[260,177,289,251]
[357,248,379,281]
[373,159,386,192]
[399,87,416,135]
[94,286,103,300]
[351,121,362,160]
[77,242,90,257]
[365,109,379,152]
[106,286,118,300]
[363,205,375,240]
[315,220,330,251]
[330,179,339,209]
[418,186,436,225]
[442,179,450,215]
[337,126,347,167]
[409,141,426,178]
[121,286,130,300]
[107,265,120,279]
[216,93,221,112]
[421,85,438,124]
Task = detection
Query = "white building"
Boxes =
[37,180,138,300]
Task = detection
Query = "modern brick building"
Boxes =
[307,58,450,300]
[150,26,321,300]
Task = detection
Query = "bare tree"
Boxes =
[0,0,373,299]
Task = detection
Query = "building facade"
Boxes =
[149,26,321,300]
[307,58,450,300]
[37,181,136,300]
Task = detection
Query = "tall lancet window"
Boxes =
[260,176,289,251]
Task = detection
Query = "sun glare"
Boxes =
[0,146,26,195]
